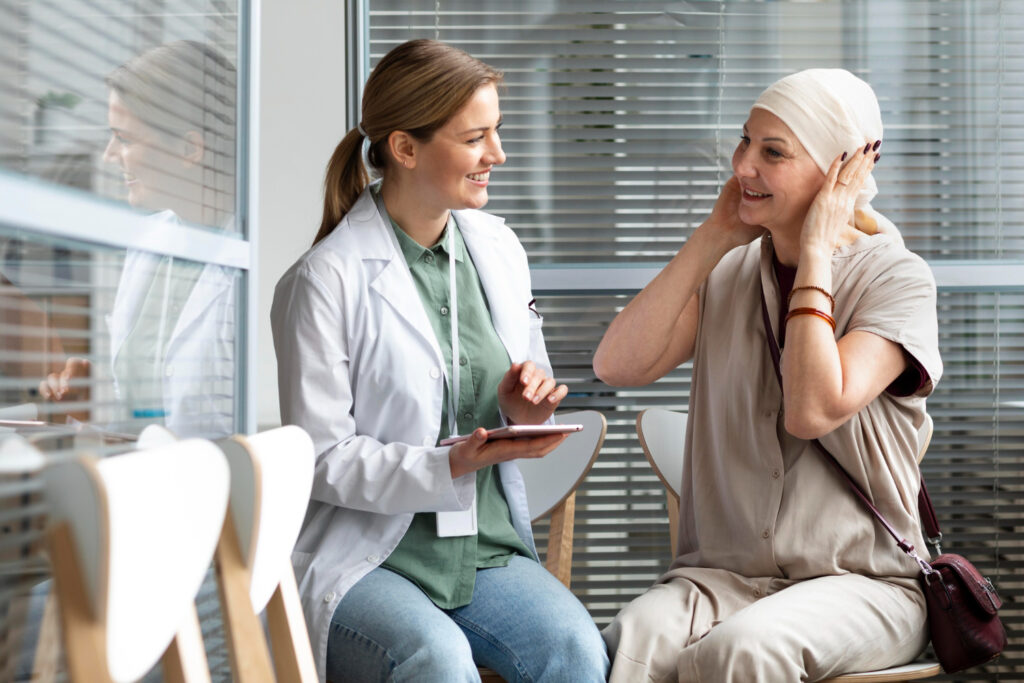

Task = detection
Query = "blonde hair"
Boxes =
[107,41,237,224]
[313,39,502,246]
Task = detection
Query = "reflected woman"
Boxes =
[42,41,239,439]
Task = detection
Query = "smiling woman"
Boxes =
[595,69,942,682]
[271,39,608,683]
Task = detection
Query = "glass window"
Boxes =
[0,2,248,680]
[0,0,239,234]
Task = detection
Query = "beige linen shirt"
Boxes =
[676,233,942,582]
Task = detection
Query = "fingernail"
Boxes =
[533,396,541,404]
[524,392,533,401]
[841,152,847,161]
[863,143,871,154]
[872,139,881,151]
[549,395,558,402]
[874,153,881,163]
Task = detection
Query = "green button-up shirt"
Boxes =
[379,204,533,609]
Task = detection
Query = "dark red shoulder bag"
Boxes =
[759,285,1006,674]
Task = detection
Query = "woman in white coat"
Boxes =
[271,40,608,683]
[40,41,237,439]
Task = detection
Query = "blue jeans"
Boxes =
[326,555,609,682]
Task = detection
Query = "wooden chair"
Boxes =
[41,439,230,683]
[478,410,606,681]
[636,408,942,683]
[213,426,318,683]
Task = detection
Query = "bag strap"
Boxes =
[757,283,936,574]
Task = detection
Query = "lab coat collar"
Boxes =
[342,187,527,367]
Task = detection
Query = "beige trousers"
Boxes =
[602,567,928,683]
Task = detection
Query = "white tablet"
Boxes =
[439,423,582,446]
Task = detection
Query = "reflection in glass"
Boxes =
[0,2,238,234]
[103,41,236,229]
[1,226,239,444]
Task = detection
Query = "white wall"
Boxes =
[255,1,348,428]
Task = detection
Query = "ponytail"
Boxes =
[312,40,502,246]
[313,127,367,246]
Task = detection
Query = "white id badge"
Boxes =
[437,497,478,537]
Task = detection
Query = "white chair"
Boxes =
[635,408,941,683]
[509,410,606,587]
[41,440,230,683]
[214,426,318,683]
[478,410,606,682]
[136,423,179,449]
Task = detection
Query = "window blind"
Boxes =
[366,2,1024,679]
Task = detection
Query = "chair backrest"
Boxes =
[637,408,687,499]
[42,440,229,683]
[136,424,179,450]
[516,411,606,521]
[636,408,688,558]
[216,426,314,612]
[917,413,933,464]
[214,426,317,683]
[512,410,605,588]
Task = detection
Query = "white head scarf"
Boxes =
[751,68,900,243]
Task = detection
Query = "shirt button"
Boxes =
[424,254,434,264]
[763,410,773,419]
[772,469,781,479]
[440,306,449,316]
[165,365,174,377]
[429,367,441,379]
[463,412,472,421]
[367,554,380,563]
[459,357,467,366]
[762,529,771,539]
[753,587,762,598]
[323,592,336,603]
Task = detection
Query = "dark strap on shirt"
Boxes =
[757,282,943,549]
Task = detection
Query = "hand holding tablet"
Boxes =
[440,423,582,446]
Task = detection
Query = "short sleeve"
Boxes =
[846,253,943,397]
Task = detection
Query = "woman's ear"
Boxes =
[387,130,417,170]
[182,130,205,165]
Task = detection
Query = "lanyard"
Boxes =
[374,191,460,437]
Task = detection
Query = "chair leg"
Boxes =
[266,564,318,683]
[666,491,680,559]
[47,523,113,683]
[545,493,575,589]
[161,604,212,683]
[213,514,275,683]
[31,589,60,682]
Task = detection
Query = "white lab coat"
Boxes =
[271,187,551,681]
[108,241,236,439]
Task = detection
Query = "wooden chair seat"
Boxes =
[822,661,943,682]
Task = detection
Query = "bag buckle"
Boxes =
[927,532,943,555]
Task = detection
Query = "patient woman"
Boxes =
[594,69,942,682]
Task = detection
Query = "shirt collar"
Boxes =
[388,211,466,266]
[371,182,466,266]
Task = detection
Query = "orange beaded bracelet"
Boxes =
[786,285,836,312]
[785,307,836,332]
